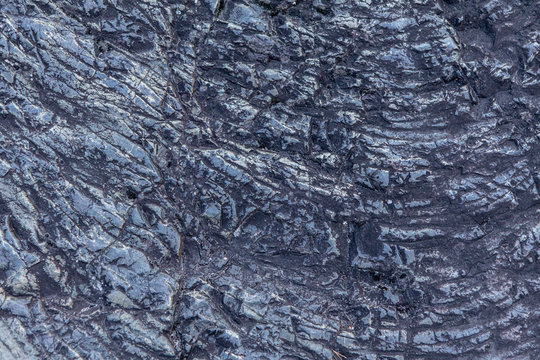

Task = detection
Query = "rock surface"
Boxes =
[0,0,539,359]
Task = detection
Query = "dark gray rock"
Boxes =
[0,0,539,359]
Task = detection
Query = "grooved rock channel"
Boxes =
[0,0,539,359]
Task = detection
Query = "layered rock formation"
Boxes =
[0,0,538,359]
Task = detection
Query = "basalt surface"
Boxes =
[0,0,539,359]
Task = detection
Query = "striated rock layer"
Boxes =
[0,0,539,359]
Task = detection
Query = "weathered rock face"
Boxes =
[0,0,539,359]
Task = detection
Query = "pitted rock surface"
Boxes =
[0,0,539,359]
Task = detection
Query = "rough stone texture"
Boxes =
[0,0,539,359]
